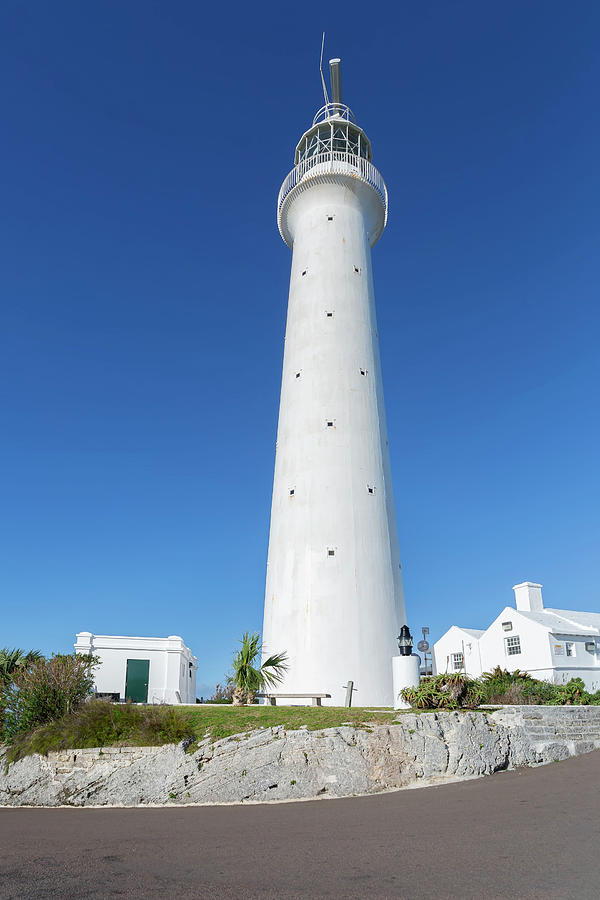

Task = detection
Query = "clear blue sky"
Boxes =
[1,1,598,697]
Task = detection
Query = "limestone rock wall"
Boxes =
[2,707,600,807]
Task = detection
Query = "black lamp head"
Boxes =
[397,625,413,656]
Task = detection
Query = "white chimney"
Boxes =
[513,582,543,612]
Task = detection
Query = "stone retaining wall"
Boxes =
[2,706,600,807]
[490,705,600,758]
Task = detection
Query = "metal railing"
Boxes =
[312,102,356,125]
[277,151,388,218]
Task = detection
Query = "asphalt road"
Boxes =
[1,751,599,899]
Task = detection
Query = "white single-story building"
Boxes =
[432,626,485,679]
[75,633,198,704]
[433,582,600,692]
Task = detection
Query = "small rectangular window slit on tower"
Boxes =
[367,485,375,495]
[326,311,334,318]
[360,368,367,376]
[295,372,301,378]
[289,489,295,497]
[328,548,335,557]
[301,270,307,276]
[327,215,334,221]
[326,420,334,427]
[354,266,361,274]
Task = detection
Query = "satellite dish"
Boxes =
[417,640,429,652]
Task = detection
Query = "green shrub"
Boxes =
[551,678,592,705]
[2,653,98,740]
[401,670,600,710]
[517,676,593,706]
[480,672,596,706]
[401,674,486,710]
[5,700,195,763]
[519,679,560,704]
[480,667,533,703]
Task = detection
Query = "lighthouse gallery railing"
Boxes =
[278,152,388,223]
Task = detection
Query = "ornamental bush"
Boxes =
[547,677,599,706]
[401,670,600,711]
[482,671,599,706]
[401,674,486,710]
[2,653,98,741]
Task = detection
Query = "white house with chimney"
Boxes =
[433,583,600,692]
[75,633,198,704]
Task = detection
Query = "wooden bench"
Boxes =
[256,693,331,707]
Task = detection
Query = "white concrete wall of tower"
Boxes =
[262,171,406,708]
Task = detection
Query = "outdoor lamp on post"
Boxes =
[397,625,413,657]
[393,625,419,709]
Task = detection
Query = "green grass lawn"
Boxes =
[182,704,401,741]
[3,701,408,763]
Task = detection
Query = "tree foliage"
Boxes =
[0,648,43,685]
[0,647,44,737]
[2,653,98,741]
[231,632,288,705]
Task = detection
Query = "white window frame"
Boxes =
[450,652,464,671]
[565,641,575,658]
[505,635,521,656]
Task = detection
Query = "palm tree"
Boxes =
[231,632,288,705]
[0,648,42,686]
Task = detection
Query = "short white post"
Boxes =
[392,654,421,710]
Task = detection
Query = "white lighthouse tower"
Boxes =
[262,59,406,707]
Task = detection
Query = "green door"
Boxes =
[125,659,149,703]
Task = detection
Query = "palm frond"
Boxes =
[260,651,289,689]
[230,634,289,693]
[0,648,43,681]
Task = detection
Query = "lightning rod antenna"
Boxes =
[319,32,329,106]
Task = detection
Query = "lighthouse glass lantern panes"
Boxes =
[333,126,346,151]
[505,636,521,656]
[296,121,372,165]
